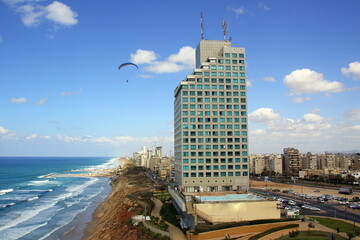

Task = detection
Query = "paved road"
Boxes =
[251,188,360,224]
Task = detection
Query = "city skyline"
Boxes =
[0,0,360,156]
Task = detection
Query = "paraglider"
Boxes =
[118,62,138,70]
[118,62,138,83]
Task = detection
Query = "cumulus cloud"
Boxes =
[341,61,360,80]
[263,76,276,82]
[284,68,344,95]
[303,113,324,122]
[4,0,78,27]
[292,96,311,103]
[35,98,48,105]
[248,108,360,153]
[130,49,157,64]
[0,126,10,134]
[130,46,195,74]
[249,107,280,123]
[344,107,360,121]
[10,97,27,103]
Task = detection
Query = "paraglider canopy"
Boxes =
[118,62,138,70]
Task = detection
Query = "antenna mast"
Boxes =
[221,20,228,40]
[200,12,204,40]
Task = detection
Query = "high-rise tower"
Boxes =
[174,40,249,193]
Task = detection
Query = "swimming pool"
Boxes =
[195,194,264,202]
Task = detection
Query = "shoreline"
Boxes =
[80,162,154,240]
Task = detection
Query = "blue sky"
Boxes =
[0,0,359,156]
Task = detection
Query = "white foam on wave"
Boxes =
[0,189,14,195]
[0,178,98,234]
[83,157,120,172]
[27,196,39,202]
[28,180,60,186]
[0,202,15,209]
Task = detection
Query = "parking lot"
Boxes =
[250,180,360,223]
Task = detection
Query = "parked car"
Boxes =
[314,189,320,192]
[317,198,325,203]
[339,200,349,205]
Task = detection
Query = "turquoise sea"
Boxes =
[0,157,120,240]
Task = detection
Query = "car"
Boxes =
[339,201,349,205]
[314,189,320,192]
[353,197,360,202]
[317,198,325,203]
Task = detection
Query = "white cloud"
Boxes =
[249,108,280,123]
[233,7,245,15]
[18,4,44,26]
[258,3,270,11]
[251,129,266,135]
[283,68,344,95]
[10,97,27,103]
[35,98,48,105]
[344,107,360,121]
[350,125,360,131]
[248,109,360,153]
[60,88,83,96]
[145,61,186,73]
[131,46,195,74]
[303,113,324,122]
[292,96,311,103]
[263,76,276,82]
[139,74,152,79]
[5,0,78,27]
[246,80,252,87]
[341,61,360,80]
[0,127,10,134]
[130,49,157,64]
[26,134,51,140]
[45,1,77,25]
[167,46,195,66]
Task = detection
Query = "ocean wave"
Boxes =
[0,189,14,195]
[0,202,15,209]
[27,196,39,201]
[28,180,60,186]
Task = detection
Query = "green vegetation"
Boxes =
[311,217,360,236]
[160,202,180,228]
[138,222,170,240]
[248,224,299,240]
[194,218,298,234]
[154,190,172,203]
[276,230,347,240]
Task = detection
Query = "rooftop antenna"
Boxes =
[222,20,228,40]
[200,12,204,40]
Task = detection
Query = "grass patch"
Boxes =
[249,224,299,240]
[276,230,347,240]
[312,217,360,234]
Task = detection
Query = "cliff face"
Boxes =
[84,172,153,240]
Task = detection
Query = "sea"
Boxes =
[0,157,121,240]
